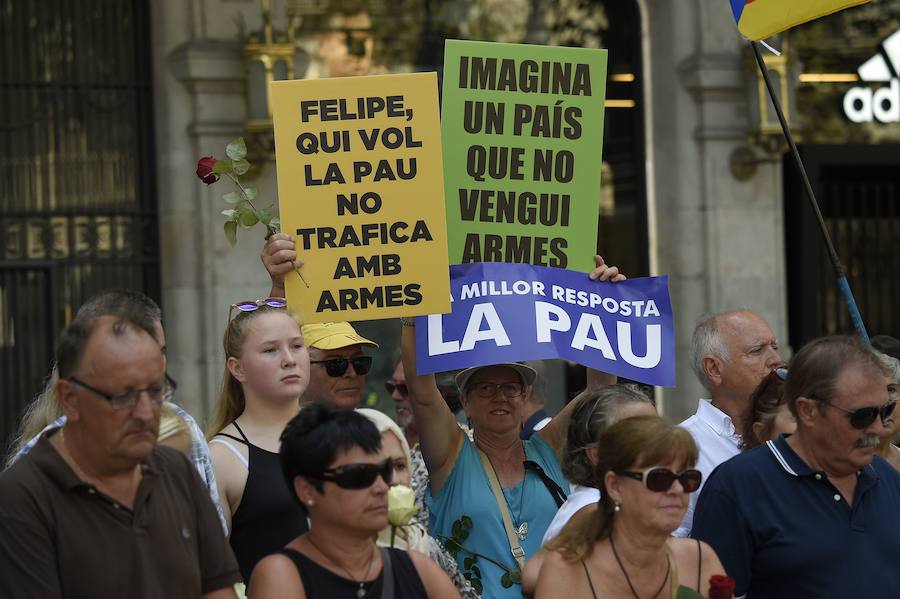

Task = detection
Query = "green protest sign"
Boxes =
[441,40,608,273]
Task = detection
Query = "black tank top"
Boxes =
[277,546,427,599]
[218,422,309,582]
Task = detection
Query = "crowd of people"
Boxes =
[1,232,898,598]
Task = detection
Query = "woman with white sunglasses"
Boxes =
[536,416,729,599]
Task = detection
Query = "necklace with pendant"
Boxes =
[307,536,376,598]
[609,534,670,599]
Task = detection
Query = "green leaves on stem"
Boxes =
[438,515,521,593]
[199,137,278,246]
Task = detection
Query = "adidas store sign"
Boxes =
[843,29,900,123]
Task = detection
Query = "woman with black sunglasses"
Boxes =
[207,299,312,582]
[536,416,728,599]
[249,403,459,598]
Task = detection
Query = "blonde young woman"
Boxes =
[208,299,311,582]
[535,416,728,599]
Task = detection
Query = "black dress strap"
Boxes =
[580,560,599,599]
[232,420,251,443]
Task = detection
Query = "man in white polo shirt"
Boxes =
[674,310,783,537]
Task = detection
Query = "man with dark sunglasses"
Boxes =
[300,321,378,409]
[692,335,900,599]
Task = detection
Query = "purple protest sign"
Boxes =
[415,262,675,387]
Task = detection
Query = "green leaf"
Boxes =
[459,529,469,541]
[463,557,475,570]
[269,216,281,232]
[221,209,236,218]
[212,160,232,175]
[508,569,522,584]
[224,220,237,246]
[223,191,241,204]
[452,521,462,538]
[255,208,271,226]
[472,579,483,594]
[232,158,250,175]
[243,187,258,201]
[226,137,247,161]
[461,516,473,529]
[471,565,481,578]
[500,573,511,588]
[239,210,259,228]
[444,539,461,555]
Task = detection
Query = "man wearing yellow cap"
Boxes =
[261,235,378,409]
[300,322,378,408]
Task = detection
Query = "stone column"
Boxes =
[645,0,787,420]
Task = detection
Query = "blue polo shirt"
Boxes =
[691,435,900,598]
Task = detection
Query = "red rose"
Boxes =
[708,575,736,599]
[196,156,219,184]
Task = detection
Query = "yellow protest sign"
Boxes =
[271,73,450,323]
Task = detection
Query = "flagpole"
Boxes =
[750,41,870,343]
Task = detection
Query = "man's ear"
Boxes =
[703,356,724,388]
[794,396,820,428]
[226,356,246,384]
[56,379,81,422]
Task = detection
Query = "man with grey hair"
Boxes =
[675,310,782,537]
[692,336,900,598]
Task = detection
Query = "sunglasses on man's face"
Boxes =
[385,380,409,396]
[310,356,373,377]
[817,398,896,430]
[310,458,393,489]
[616,467,703,493]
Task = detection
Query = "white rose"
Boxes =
[387,484,417,527]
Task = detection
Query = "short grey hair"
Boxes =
[690,313,730,392]
[873,350,900,383]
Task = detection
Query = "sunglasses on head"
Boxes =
[308,458,393,489]
[225,298,288,346]
[616,467,703,493]
[816,398,896,429]
[310,356,373,377]
[385,380,408,396]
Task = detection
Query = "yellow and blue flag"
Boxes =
[730,0,870,41]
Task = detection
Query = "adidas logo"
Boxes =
[844,29,900,123]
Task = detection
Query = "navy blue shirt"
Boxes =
[692,435,900,598]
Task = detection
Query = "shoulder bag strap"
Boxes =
[380,547,395,599]
[476,447,526,571]
[523,460,568,508]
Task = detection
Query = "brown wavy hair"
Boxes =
[545,416,697,561]
[740,370,787,451]
[207,305,302,439]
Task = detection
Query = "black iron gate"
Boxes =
[0,0,160,453]
[784,145,900,349]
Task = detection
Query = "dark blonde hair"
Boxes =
[546,416,697,561]
[207,305,302,438]
[563,384,654,487]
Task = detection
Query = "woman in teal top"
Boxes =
[401,256,627,599]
